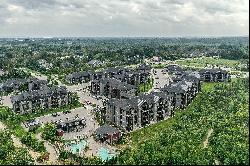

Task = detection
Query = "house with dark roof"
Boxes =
[170,71,201,92]
[90,78,137,99]
[27,78,48,91]
[55,115,86,133]
[199,68,231,82]
[0,78,47,93]
[97,64,202,132]
[87,60,103,67]
[0,79,27,93]
[165,64,184,75]
[94,124,121,144]
[65,71,94,84]
[99,67,151,86]
[66,66,152,86]
[162,79,199,109]
[104,92,174,131]
[137,64,152,73]
[11,86,71,114]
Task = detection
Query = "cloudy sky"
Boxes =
[0,0,249,37]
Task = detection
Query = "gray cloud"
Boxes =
[8,0,61,9]
[0,0,248,37]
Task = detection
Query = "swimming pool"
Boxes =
[98,147,115,161]
[70,140,87,154]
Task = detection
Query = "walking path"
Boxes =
[11,134,41,164]
[203,128,213,148]
[0,121,6,130]
[35,133,59,164]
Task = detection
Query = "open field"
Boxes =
[174,56,245,69]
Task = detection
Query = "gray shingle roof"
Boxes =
[95,124,119,135]
[165,64,183,73]
[87,60,102,65]
[137,64,152,71]
[163,80,193,94]
[11,86,69,103]
[199,68,228,74]
[100,78,136,91]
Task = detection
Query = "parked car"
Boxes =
[52,112,60,117]
[85,101,91,105]
[96,96,102,100]
[63,110,71,114]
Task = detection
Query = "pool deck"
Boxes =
[84,136,117,158]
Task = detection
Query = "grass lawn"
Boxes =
[138,78,154,93]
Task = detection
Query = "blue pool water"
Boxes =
[70,140,87,154]
[98,147,115,161]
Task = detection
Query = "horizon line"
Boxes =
[0,35,249,39]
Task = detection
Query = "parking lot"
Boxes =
[1,95,13,108]
[152,68,171,91]
[65,83,105,107]
[35,106,99,140]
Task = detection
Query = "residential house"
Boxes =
[199,68,231,82]
[65,71,94,84]
[37,59,53,70]
[162,79,199,109]
[55,115,86,133]
[0,78,47,93]
[0,79,27,93]
[91,78,137,99]
[11,86,71,114]
[104,92,174,131]
[165,64,184,76]
[87,60,103,68]
[27,78,48,91]
[137,63,152,73]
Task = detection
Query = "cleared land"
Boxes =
[175,57,242,69]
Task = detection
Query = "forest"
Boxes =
[0,37,248,76]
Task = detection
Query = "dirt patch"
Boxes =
[214,159,221,165]
[203,128,213,148]
[0,121,6,130]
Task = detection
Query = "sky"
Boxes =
[0,0,249,37]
